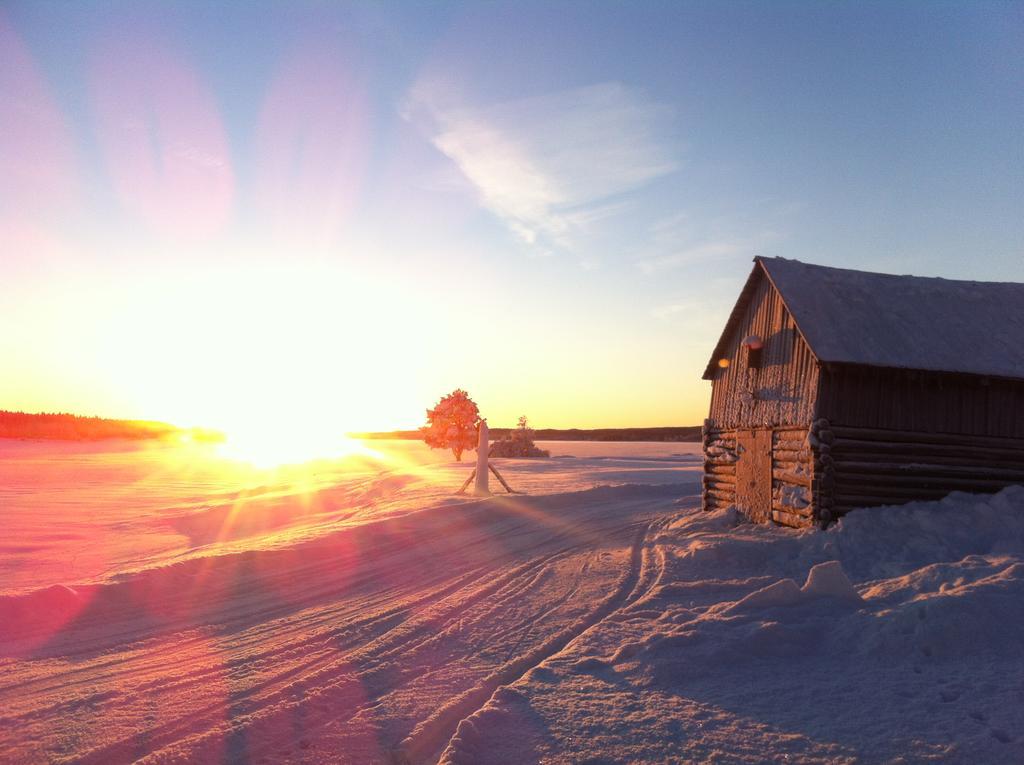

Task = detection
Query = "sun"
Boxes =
[216,422,374,468]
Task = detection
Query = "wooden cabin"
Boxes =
[702,257,1024,528]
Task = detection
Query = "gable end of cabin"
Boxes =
[701,261,825,528]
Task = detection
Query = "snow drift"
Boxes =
[441,485,1024,765]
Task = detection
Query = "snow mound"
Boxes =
[0,584,80,621]
[725,561,861,614]
[725,577,803,612]
[0,584,88,645]
[801,560,862,603]
[819,485,1024,582]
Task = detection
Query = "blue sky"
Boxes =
[2,1,1021,431]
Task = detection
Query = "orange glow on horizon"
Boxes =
[2,259,710,434]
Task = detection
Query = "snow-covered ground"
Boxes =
[1,439,1022,763]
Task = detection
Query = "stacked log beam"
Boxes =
[809,419,836,528]
[829,425,1024,517]
[770,426,815,528]
[702,420,737,512]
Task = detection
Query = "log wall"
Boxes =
[828,424,1024,518]
[704,412,1024,527]
[707,275,819,430]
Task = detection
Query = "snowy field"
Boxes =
[1,438,1022,763]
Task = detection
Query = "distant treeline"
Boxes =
[0,410,222,442]
[352,426,702,443]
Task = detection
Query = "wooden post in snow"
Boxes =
[474,420,490,495]
[456,419,517,495]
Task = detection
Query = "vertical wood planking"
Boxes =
[735,429,773,523]
[818,366,1024,438]
[707,276,819,430]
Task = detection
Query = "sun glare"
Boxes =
[217,424,374,468]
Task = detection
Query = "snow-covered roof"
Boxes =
[705,257,1024,380]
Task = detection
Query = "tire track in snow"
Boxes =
[0,564,490,721]
[2,485,687,763]
[44,543,592,765]
[56,558,548,765]
[434,517,675,765]
[394,520,654,765]
[112,547,596,764]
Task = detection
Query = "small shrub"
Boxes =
[489,416,550,458]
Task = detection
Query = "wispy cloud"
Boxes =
[636,208,786,274]
[650,302,691,319]
[404,81,678,255]
[639,238,759,274]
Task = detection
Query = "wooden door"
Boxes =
[735,429,772,522]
